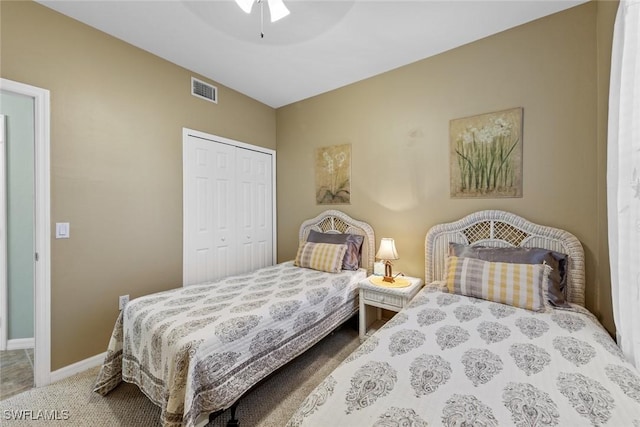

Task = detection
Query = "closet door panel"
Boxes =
[185,141,213,284]
[238,178,254,273]
[210,143,236,280]
[184,137,236,285]
[236,148,273,274]
[193,172,213,284]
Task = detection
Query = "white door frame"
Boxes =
[0,78,51,387]
[182,127,277,285]
[0,115,7,351]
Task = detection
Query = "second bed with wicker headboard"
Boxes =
[286,210,640,427]
[425,210,585,306]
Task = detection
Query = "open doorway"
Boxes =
[0,101,35,399]
[0,79,50,397]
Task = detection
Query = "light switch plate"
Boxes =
[55,222,70,239]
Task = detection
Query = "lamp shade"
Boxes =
[376,238,399,261]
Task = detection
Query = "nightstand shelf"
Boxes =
[358,275,423,341]
[362,318,387,340]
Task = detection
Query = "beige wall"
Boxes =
[595,0,618,338]
[277,1,618,333]
[1,1,276,369]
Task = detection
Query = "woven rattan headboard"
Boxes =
[299,210,375,275]
[425,210,585,306]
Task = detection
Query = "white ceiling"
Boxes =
[38,0,588,108]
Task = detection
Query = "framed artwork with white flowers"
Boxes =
[315,143,351,205]
[450,107,523,198]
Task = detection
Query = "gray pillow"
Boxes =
[448,243,569,308]
[307,229,364,271]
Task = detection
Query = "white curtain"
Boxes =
[607,0,640,368]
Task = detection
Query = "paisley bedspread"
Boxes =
[94,261,364,427]
[287,286,640,426]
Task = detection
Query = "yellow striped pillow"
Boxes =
[294,242,348,273]
[444,255,551,311]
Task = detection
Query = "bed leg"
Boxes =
[226,402,239,427]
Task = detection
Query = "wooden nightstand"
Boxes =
[358,275,423,341]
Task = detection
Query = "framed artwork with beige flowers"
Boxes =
[450,107,523,198]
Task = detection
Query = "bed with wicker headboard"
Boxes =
[299,209,375,275]
[287,210,640,427]
[94,210,374,427]
[425,210,585,305]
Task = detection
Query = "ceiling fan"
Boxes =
[234,0,291,34]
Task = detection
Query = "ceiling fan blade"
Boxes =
[234,0,255,14]
[267,0,290,22]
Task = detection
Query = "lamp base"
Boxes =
[383,261,395,282]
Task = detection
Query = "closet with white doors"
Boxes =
[182,128,276,286]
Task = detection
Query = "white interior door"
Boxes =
[236,148,273,274]
[183,136,236,285]
[0,114,7,351]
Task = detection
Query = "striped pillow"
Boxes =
[294,242,348,273]
[444,256,551,311]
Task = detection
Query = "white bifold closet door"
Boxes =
[183,131,274,286]
[236,147,273,273]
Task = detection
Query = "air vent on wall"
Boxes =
[191,77,218,104]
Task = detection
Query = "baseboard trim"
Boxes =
[7,338,34,350]
[50,352,106,383]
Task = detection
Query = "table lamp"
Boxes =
[376,238,399,283]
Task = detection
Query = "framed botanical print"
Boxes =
[315,144,351,204]
[450,107,523,198]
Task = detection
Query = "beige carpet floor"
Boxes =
[1,325,359,426]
